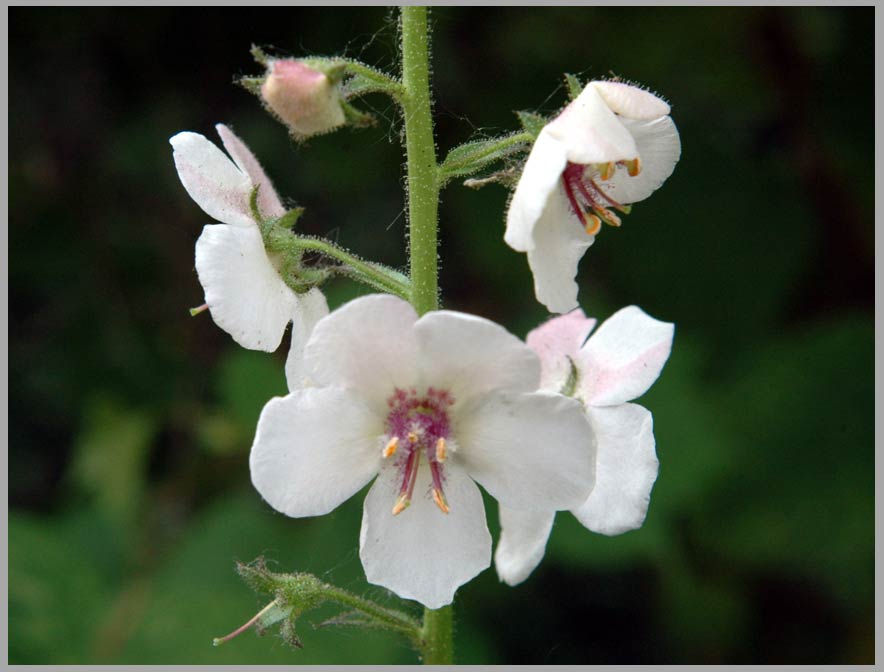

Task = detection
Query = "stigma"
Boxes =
[561,160,636,236]
[382,387,455,516]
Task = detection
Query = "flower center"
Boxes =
[382,387,455,516]
[561,160,640,236]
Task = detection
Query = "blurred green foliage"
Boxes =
[8,6,873,664]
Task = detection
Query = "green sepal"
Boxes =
[516,110,548,138]
[273,206,306,231]
[560,356,580,398]
[340,100,376,128]
[439,133,532,182]
[565,73,584,100]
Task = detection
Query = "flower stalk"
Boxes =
[400,6,453,663]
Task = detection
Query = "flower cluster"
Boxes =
[171,74,677,611]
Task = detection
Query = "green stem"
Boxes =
[401,5,440,316]
[289,235,411,299]
[419,604,453,664]
[400,7,454,664]
[322,584,421,643]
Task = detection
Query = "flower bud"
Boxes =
[260,59,346,139]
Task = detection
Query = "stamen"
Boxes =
[432,488,450,514]
[599,161,616,180]
[391,493,410,516]
[592,205,621,227]
[435,437,447,463]
[624,157,642,177]
[382,436,399,458]
[392,450,420,516]
[584,213,602,236]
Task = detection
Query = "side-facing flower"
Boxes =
[495,306,674,586]
[249,294,596,608]
[170,124,328,353]
[505,81,681,313]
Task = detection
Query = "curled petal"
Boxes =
[572,404,659,535]
[456,391,595,512]
[598,116,681,205]
[170,131,253,228]
[215,124,285,219]
[505,131,569,253]
[590,80,671,119]
[547,83,638,164]
[495,505,556,586]
[415,310,540,406]
[526,310,597,392]
[284,288,330,391]
[250,387,383,518]
[303,294,419,414]
[359,462,491,609]
[195,223,298,351]
[577,305,674,406]
[526,188,594,314]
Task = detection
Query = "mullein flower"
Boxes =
[259,59,347,139]
[170,124,328,354]
[505,81,681,313]
[495,306,674,586]
[249,294,597,608]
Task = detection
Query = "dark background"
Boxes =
[8,6,874,664]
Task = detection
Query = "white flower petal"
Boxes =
[303,294,419,414]
[284,288,330,391]
[597,116,681,205]
[170,131,253,228]
[572,404,658,535]
[505,131,569,253]
[494,505,556,586]
[547,83,638,164]
[250,387,382,518]
[415,310,540,405]
[195,223,297,351]
[590,81,671,119]
[577,305,674,406]
[526,187,594,314]
[359,461,491,609]
[526,310,597,392]
[216,124,286,219]
[456,391,595,511]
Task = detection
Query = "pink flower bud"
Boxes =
[260,60,346,138]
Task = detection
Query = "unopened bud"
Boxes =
[260,59,346,139]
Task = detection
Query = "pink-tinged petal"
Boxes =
[359,461,491,609]
[415,310,540,406]
[505,130,569,253]
[577,305,674,406]
[195,223,297,351]
[526,187,594,314]
[456,391,595,512]
[597,116,681,205]
[303,294,419,414]
[170,131,253,228]
[216,124,286,219]
[284,288,330,391]
[547,83,638,164]
[526,310,597,392]
[590,81,671,120]
[495,505,556,586]
[572,404,658,535]
[250,387,383,518]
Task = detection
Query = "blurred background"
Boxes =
[8,6,874,664]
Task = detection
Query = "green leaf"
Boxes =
[439,134,531,182]
[564,72,583,100]
[516,110,547,138]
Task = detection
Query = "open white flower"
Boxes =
[505,81,681,313]
[170,123,328,353]
[495,306,674,586]
[249,294,596,608]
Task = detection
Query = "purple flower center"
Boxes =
[561,160,638,236]
[383,387,455,516]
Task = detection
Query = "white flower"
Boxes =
[170,124,328,353]
[249,294,596,608]
[505,81,682,313]
[495,306,674,586]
